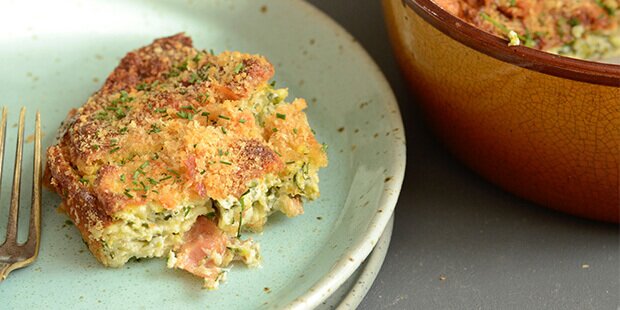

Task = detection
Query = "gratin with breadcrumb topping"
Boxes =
[45,33,327,289]
[434,0,619,60]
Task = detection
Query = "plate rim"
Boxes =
[335,215,394,309]
[282,1,406,309]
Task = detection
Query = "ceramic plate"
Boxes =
[319,216,394,310]
[0,0,406,308]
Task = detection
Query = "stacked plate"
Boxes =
[0,0,405,308]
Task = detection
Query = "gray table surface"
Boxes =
[306,1,620,309]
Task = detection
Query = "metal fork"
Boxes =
[0,107,42,282]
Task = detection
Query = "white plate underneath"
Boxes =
[319,216,394,309]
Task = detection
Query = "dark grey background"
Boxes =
[305,1,620,309]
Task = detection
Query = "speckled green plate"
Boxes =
[0,0,406,308]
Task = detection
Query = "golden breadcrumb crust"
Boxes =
[45,33,327,261]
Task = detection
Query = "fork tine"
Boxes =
[0,108,7,206]
[26,111,41,251]
[5,107,26,244]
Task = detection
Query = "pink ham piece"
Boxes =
[169,216,228,287]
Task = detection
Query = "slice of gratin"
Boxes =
[45,33,327,289]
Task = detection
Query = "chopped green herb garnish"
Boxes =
[136,82,148,91]
[139,161,149,170]
[480,12,510,35]
[534,31,547,38]
[197,93,209,103]
[147,177,158,185]
[120,174,125,182]
[94,111,109,121]
[276,113,286,120]
[568,17,580,27]
[219,160,232,165]
[167,169,180,177]
[155,108,167,113]
[595,0,615,15]
[239,118,246,123]
[234,63,245,74]
[293,128,298,134]
[177,61,188,71]
[119,90,129,101]
[274,150,282,157]
[197,63,212,80]
[124,191,134,198]
[201,111,210,117]
[188,72,200,84]
[200,169,206,175]
[192,53,202,63]
[140,181,149,191]
[237,198,245,237]
[522,28,536,47]
[148,124,161,134]
[159,175,173,181]
[218,115,230,120]
[286,161,296,165]
[79,177,89,184]
[176,111,193,120]
[272,127,278,132]
[119,127,128,134]
[167,68,180,78]
[270,81,276,88]
[221,127,227,134]
[184,206,191,217]
[115,110,127,120]
[109,146,120,154]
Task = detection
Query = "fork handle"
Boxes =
[0,262,11,281]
